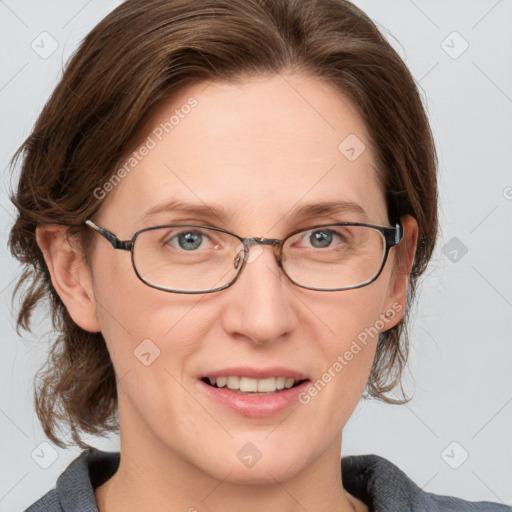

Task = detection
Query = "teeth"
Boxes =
[284,378,295,389]
[239,377,257,392]
[207,376,299,392]
[226,376,239,390]
[257,377,276,392]
[275,377,286,390]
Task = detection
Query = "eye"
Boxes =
[177,231,203,250]
[302,228,348,249]
[308,229,333,248]
[165,229,216,251]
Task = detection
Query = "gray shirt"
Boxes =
[25,448,510,511]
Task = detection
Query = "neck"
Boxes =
[95,438,364,512]
[95,399,366,512]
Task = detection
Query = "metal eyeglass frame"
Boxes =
[85,219,403,294]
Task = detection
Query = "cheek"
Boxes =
[279,290,385,458]
[90,248,211,371]
[303,279,394,402]
[314,279,392,350]
[92,282,215,435]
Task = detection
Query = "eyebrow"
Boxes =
[294,201,368,221]
[142,199,228,223]
[141,199,368,224]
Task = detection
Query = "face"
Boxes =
[55,74,415,483]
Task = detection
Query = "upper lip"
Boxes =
[200,367,309,380]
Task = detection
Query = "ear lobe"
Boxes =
[35,224,101,333]
[382,214,418,328]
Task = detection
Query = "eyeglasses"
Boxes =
[85,219,403,294]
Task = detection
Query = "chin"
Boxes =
[195,442,311,485]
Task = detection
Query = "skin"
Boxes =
[36,73,418,512]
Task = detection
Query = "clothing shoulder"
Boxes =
[24,448,120,512]
[24,488,63,512]
[342,454,510,512]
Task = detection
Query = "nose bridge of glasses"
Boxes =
[233,236,282,268]
[247,237,281,252]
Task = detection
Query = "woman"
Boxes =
[8,0,509,511]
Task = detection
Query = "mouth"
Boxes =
[197,369,311,417]
[201,376,308,395]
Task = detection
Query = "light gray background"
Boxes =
[1,1,511,510]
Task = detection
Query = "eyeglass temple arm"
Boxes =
[85,219,132,251]
[385,222,403,247]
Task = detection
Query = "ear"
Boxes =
[381,214,418,328]
[35,224,101,333]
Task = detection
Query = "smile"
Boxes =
[203,376,305,393]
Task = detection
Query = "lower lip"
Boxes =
[198,379,310,418]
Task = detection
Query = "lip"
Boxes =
[197,368,310,418]
[200,366,308,380]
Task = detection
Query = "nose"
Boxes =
[220,241,298,346]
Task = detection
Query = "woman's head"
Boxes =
[9,0,437,479]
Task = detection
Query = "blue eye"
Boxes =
[175,231,204,250]
[309,230,334,248]
[161,230,207,251]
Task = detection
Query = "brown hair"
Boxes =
[8,0,437,448]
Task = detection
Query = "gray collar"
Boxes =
[28,448,509,512]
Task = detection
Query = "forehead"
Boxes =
[97,73,387,234]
